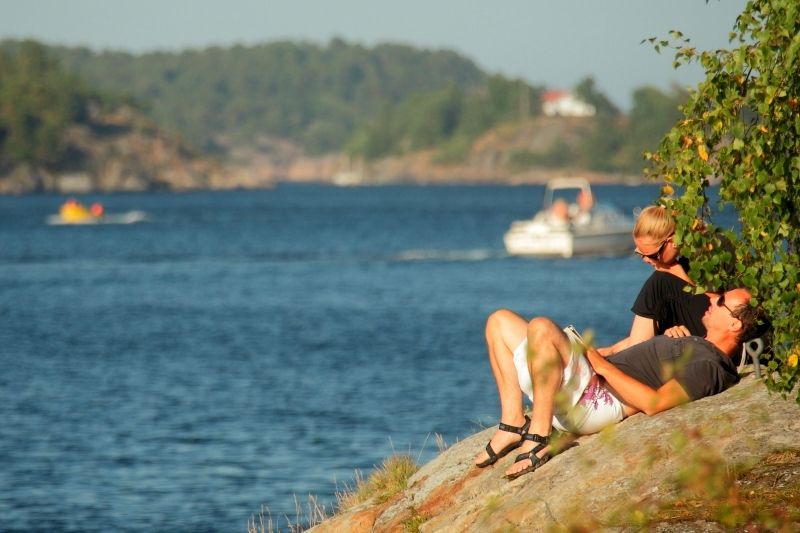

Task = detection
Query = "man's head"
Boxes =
[703,288,771,346]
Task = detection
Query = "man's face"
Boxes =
[702,288,751,334]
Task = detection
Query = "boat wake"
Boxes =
[389,249,500,263]
[5,247,499,267]
[46,210,150,226]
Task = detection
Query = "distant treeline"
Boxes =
[0,38,687,175]
[574,78,687,174]
[0,41,94,169]
[49,39,489,154]
[345,76,544,163]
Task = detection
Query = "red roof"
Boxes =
[541,90,570,102]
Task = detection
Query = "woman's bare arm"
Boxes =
[597,315,656,356]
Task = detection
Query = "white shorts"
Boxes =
[512,326,625,435]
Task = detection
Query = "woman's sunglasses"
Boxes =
[634,238,669,261]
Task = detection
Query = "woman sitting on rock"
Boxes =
[599,205,710,355]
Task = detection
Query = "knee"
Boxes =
[527,316,560,345]
[485,308,516,339]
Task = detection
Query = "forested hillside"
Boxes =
[0,40,94,170]
[1,38,691,191]
[49,39,490,153]
[0,41,235,193]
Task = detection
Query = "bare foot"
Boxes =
[473,415,529,466]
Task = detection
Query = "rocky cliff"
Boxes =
[322,117,642,186]
[0,115,642,194]
[0,104,273,194]
[309,374,800,532]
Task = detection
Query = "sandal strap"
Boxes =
[512,447,549,465]
[521,432,549,445]
[508,448,551,479]
[483,441,498,462]
[497,415,531,436]
[513,434,550,464]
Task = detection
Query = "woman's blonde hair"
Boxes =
[634,205,675,241]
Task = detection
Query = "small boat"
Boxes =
[54,198,105,224]
[47,199,147,225]
[503,178,634,258]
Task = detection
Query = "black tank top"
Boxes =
[631,262,709,336]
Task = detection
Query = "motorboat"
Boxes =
[503,177,634,258]
[52,198,105,224]
[47,199,147,225]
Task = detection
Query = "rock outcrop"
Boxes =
[0,105,260,194]
[0,114,643,194]
[326,118,641,186]
[310,374,800,532]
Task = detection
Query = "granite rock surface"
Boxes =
[309,374,800,532]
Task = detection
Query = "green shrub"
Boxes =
[647,0,800,401]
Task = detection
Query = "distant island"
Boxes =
[0,39,684,193]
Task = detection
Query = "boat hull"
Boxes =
[46,211,148,226]
[503,226,632,258]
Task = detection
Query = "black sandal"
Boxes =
[505,433,550,480]
[476,415,531,468]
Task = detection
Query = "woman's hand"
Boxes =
[596,346,613,357]
[663,325,692,338]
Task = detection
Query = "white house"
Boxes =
[541,91,596,118]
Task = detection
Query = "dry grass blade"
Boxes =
[337,453,419,511]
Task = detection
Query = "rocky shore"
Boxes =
[308,374,800,532]
[0,115,645,194]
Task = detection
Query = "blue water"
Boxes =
[0,184,662,532]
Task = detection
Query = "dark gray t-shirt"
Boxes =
[607,336,740,400]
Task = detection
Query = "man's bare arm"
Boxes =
[585,347,690,415]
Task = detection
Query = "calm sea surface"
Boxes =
[1,184,663,532]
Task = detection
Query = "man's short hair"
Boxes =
[732,301,771,344]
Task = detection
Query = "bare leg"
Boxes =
[505,317,573,477]
[473,309,528,466]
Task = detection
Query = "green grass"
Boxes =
[337,453,419,510]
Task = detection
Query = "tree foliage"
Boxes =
[48,39,487,153]
[345,76,543,161]
[647,0,800,400]
[574,76,621,118]
[0,38,699,178]
[621,85,687,170]
[578,81,688,174]
[0,41,90,167]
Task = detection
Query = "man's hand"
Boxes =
[663,325,691,338]
[585,346,613,372]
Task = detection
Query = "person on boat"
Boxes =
[597,205,710,355]
[547,199,570,226]
[577,189,594,212]
[569,189,594,225]
[473,288,769,480]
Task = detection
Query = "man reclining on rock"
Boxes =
[473,287,770,480]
